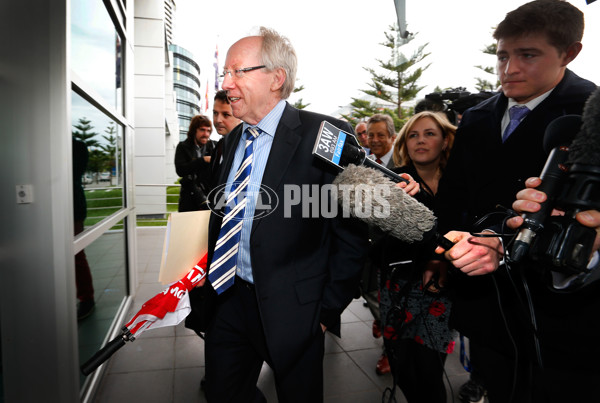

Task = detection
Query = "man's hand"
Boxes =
[435,231,504,276]
[508,177,600,256]
[577,210,600,255]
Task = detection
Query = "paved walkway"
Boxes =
[92,227,473,402]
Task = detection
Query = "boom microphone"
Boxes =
[313,121,409,184]
[333,164,454,249]
[511,115,582,262]
[567,86,600,167]
[561,86,600,217]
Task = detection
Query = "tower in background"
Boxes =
[169,44,202,141]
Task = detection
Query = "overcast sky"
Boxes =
[174,0,599,116]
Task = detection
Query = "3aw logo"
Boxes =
[207,183,279,221]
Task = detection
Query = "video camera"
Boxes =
[422,87,496,125]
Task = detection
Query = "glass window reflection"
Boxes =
[76,221,128,384]
[72,91,124,231]
[71,0,123,113]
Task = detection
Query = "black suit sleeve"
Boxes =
[437,116,473,234]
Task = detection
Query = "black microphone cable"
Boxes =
[494,212,545,371]
[469,211,546,403]
[465,211,520,402]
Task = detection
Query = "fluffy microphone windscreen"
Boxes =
[568,87,600,165]
[332,164,436,242]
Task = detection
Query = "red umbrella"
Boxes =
[80,254,207,375]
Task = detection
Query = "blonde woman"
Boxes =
[373,111,456,403]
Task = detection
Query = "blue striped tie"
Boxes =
[208,127,260,294]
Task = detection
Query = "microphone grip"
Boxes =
[511,146,569,262]
[80,335,127,375]
[422,225,455,251]
[436,234,455,251]
[362,158,409,184]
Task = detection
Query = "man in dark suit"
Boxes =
[354,120,370,154]
[197,27,368,402]
[208,90,240,192]
[367,113,397,169]
[435,1,597,402]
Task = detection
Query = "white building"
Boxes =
[0,1,184,401]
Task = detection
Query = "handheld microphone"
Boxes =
[333,164,454,249]
[531,87,600,280]
[511,115,582,262]
[313,121,409,184]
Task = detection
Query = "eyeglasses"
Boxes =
[220,65,266,79]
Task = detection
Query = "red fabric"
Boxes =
[125,253,207,337]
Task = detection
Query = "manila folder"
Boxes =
[158,210,210,285]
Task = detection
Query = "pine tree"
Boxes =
[291,83,309,110]
[343,25,430,132]
[72,117,99,148]
[100,122,119,174]
[474,39,500,92]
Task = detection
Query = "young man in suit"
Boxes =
[212,89,240,137]
[209,90,240,189]
[195,27,368,402]
[435,1,597,402]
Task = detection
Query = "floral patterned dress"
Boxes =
[372,165,456,355]
[378,262,455,354]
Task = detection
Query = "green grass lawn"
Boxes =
[84,187,124,228]
[83,185,181,228]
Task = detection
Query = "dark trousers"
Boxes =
[471,339,600,403]
[386,338,447,403]
[204,277,325,403]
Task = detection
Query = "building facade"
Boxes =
[0,1,179,402]
[169,44,202,142]
[134,1,180,216]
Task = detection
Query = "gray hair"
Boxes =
[258,27,297,99]
[367,114,396,139]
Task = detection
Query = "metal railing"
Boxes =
[80,183,181,229]
[134,183,181,227]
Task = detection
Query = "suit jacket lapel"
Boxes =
[251,104,302,234]
[261,104,302,190]
[491,95,507,142]
[217,126,243,186]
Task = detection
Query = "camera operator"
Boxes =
[434,1,598,402]
[422,88,496,126]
